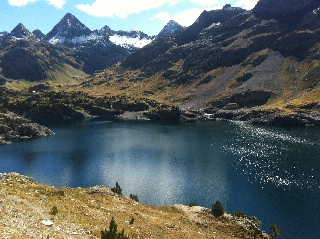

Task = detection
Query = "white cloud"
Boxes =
[234,0,258,10]
[8,0,38,7]
[47,0,65,9]
[189,0,219,7]
[151,12,171,21]
[171,8,204,27]
[76,0,172,18]
[169,0,181,6]
[8,0,65,8]
[151,6,223,28]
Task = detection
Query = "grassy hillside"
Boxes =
[0,173,269,239]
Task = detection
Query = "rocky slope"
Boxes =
[157,20,184,38]
[0,14,181,80]
[95,0,319,123]
[0,112,54,145]
[0,172,269,239]
[1,0,320,126]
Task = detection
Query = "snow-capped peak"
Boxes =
[44,13,92,44]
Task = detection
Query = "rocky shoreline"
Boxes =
[0,112,54,145]
[179,108,320,126]
[1,106,320,145]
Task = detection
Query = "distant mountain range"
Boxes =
[1,13,183,51]
[0,13,183,79]
[1,0,320,125]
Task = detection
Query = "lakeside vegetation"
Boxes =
[0,173,276,239]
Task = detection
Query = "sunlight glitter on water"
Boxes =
[223,121,319,190]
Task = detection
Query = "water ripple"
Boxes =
[223,121,319,190]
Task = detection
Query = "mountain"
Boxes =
[108,30,154,50]
[0,31,8,37]
[1,1,320,125]
[0,13,186,81]
[0,35,84,81]
[157,20,184,38]
[44,13,92,45]
[32,29,45,39]
[10,23,34,38]
[43,13,153,51]
[253,0,320,25]
[96,26,154,51]
[86,0,320,124]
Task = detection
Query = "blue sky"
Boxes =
[0,0,259,36]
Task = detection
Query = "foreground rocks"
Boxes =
[0,173,269,239]
[0,112,54,145]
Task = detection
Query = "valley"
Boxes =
[1,1,320,131]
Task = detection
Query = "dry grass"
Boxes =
[0,173,268,239]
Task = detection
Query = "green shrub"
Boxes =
[234,210,262,229]
[51,190,65,196]
[212,200,224,217]
[189,202,197,207]
[50,206,58,216]
[129,194,139,202]
[111,182,122,195]
[270,222,282,239]
[101,217,130,239]
[129,216,135,225]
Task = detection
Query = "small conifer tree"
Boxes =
[212,200,224,217]
[270,222,282,239]
[50,206,58,216]
[111,182,122,195]
[101,217,130,239]
[129,194,139,202]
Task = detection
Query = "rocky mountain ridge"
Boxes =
[43,13,155,50]
[0,0,320,127]
[0,13,181,80]
[157,20,184,38]
[114,0,320,118]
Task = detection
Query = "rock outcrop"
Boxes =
[253,0,320,25]
[0,112,54,145]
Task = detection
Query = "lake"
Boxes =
[0,120,319,239]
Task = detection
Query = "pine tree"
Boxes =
[101,217,130,239]
[270,222,282,239]
[212,200,224,217]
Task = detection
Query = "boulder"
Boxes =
[41,220,54,226]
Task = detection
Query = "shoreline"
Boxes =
[2,107,320,145]
[0,172,270,238]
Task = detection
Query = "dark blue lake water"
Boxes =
[0,120,319,239]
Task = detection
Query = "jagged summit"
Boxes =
[32,29,45,39]
[98,25,113,36]
[10,23,33,38]
[44,13,92,44]
[157,20,184,38]
[253,0,320,25]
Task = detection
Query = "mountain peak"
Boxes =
[253,0,320,25]
[99,25,113,36]
[10,23,33,38]
[44,13,92,44]
[32,29,45,39]
[157,20,184,38]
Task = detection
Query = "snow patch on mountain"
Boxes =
[109,34,152,49]
[204,22,221,30]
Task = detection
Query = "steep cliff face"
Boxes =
[116,2,320,113]
[253,0,320,25]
